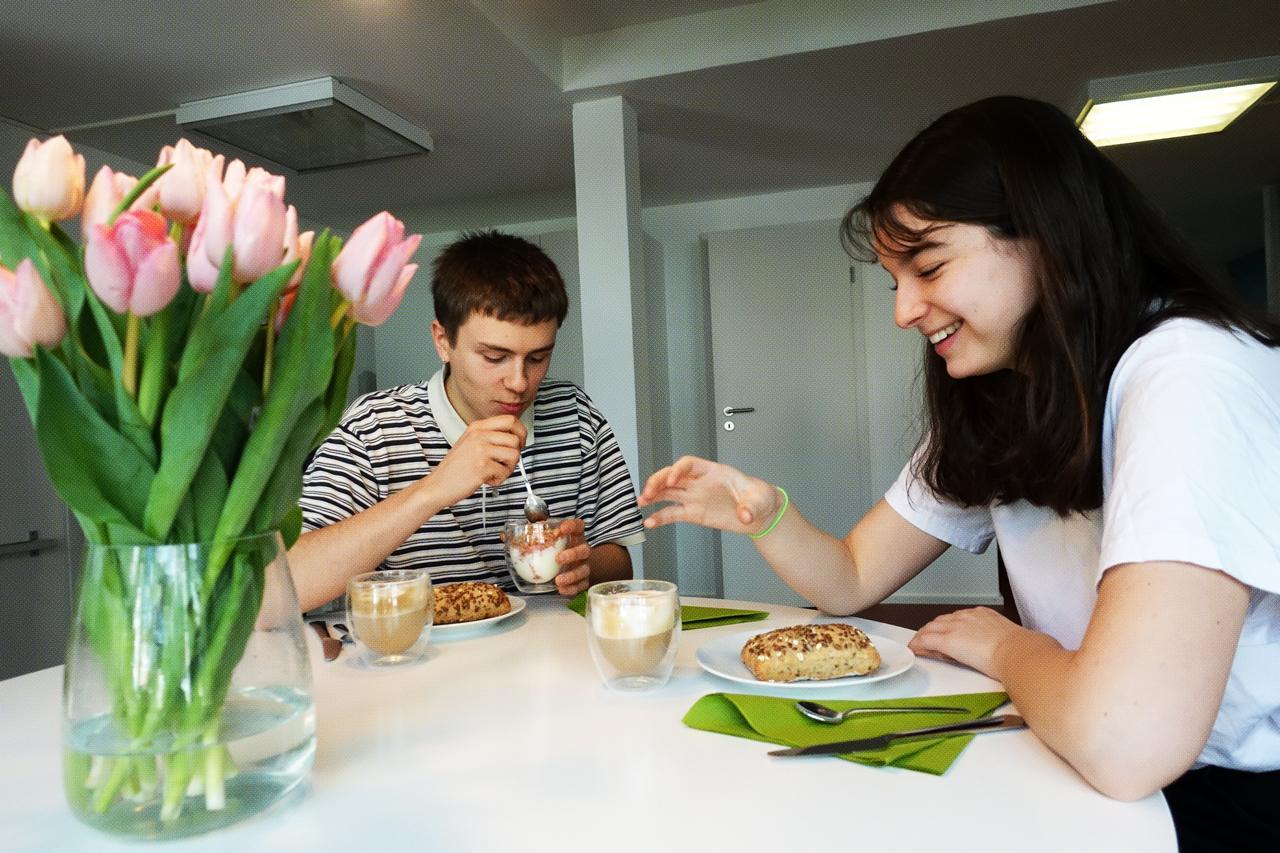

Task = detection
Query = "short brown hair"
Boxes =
[431,230,569,342]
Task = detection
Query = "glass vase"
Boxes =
[62,532,315,840]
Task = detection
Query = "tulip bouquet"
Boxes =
[1,135,421,827]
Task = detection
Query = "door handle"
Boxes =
[0,530,58,559]
[723,406,755,416]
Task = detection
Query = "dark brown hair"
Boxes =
[432,230,569,342]
[842,96,1280,514]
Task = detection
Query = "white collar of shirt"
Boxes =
[427,366,537,448]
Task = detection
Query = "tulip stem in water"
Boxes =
[122,312,140,399]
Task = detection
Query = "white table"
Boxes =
[0,595,1175,851]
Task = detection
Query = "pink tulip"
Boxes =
[84,210,181,316]
[200,157,288,284]
[184,211,221,293]
[331,212,422,326]
[81,165,160,234]
[154,139,214,224]
[12,135,85,222]
[281,205,315,291]
[0,259,66,358]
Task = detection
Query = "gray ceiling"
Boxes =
[0,0,1276,267]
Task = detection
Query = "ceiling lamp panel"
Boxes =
[176,77,432,171]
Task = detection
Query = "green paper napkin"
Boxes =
[566,592,768,630]
[683,691,1010,775]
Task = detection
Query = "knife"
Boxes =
[308,620,342,662]
[768,713,1025,756]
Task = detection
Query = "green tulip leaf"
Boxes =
[33,348,155,543]
[212,233,335,547]
[144,263,293,540]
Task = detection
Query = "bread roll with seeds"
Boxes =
[740,624,880,682]
[432,581,512,624]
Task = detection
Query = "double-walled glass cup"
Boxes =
[503,519,567,594]
[345,569,433,665]
[586,580,681,691]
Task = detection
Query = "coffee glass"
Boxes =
[503,519,567,594]
[345,569,433,666]
[586,580,681,692]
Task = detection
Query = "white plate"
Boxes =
[431,595,526,635]
[695,625,914,688]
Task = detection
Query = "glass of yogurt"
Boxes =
[502,518,568,593]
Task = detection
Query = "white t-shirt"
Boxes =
[886,318,1280,770]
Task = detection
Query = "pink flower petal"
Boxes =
[130,241,181,316]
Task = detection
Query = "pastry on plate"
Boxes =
[740,624,880,682]
[433,581,512,625]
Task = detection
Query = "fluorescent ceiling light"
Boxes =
[1079,82,1274,147]
[176,77,432,172]
[1077,55,1278,148]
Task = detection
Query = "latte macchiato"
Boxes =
[586,581,681,691]
[346,569,433,665]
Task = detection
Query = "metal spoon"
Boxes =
[517,455,549,522]
[795,699,970,724]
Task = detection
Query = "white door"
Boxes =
[0,367,75,679]
[707,220,997,606]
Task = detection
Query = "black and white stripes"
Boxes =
[301,372,645,590]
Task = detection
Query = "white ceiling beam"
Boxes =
[468,0,563,86]
[562,0,1114,91]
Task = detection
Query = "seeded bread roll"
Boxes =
[740,624,881,682]
[432,582,512,625]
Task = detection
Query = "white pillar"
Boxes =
[572,96,648,576]
[1265,184,1280,319]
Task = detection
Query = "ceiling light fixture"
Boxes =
[176,77,432,172]
[1077,55,1278,147]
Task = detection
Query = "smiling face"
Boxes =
[432,312,558,423]
[878,209,1039,379]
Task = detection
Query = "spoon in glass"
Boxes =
[796,699,970,724]
[517,455,549,522]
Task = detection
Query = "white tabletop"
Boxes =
[0,595,1175,852]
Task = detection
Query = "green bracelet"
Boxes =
[749,487,790,540]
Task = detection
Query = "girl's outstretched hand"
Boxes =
[638,455,781,535]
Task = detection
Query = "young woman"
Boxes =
[639,96,1280,851]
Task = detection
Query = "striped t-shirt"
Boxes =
[300,367,646,590]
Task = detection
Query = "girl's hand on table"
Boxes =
[908,606,1027,678]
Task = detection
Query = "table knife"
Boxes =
[308,620,342,662]
[768,713,1025,756]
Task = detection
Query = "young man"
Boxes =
[291,231,644,612]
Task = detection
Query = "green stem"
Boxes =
[91,757,131,814]
[160,751,192,823]
[263,299,278,397]
[202,722,225,811]
[330,302,350,329]
[137,307,169,427]
[122,312,140,399]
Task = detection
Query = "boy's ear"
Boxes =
[431,319,451,363]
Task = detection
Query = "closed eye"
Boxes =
[918,263,943,279]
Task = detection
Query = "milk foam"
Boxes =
[591,590,677,639]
